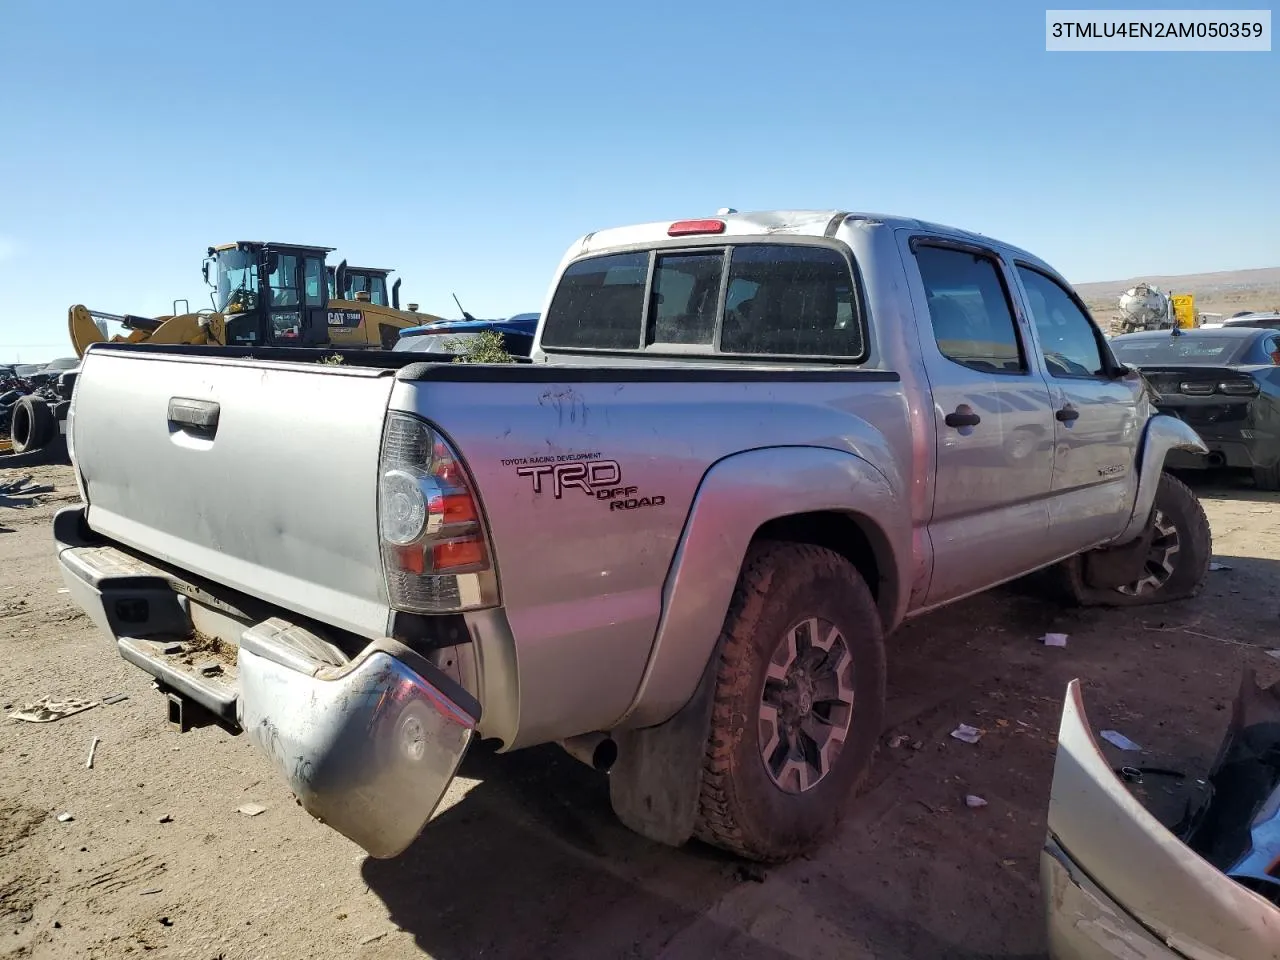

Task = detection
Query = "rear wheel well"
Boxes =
[750,511,895,628]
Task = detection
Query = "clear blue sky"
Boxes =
[0,0,1275,362]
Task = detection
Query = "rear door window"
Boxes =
[540,252,648,350]
[914,245,1025,374]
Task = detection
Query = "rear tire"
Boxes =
[10,395,54,454]
[1253,463,1280,492]
[694,542,886,863]
[1063,472,1211,607]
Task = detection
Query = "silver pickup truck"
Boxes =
[56,209,1211,865]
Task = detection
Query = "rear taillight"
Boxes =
[1179,381,1216,396]
[1217,378,1260,396]
[1177,378,1259,397]
[378,413,497,614]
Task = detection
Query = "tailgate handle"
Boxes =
[168,397,220,436]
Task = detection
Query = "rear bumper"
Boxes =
[54,506,479,859]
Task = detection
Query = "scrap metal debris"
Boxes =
[1100,730,1143,752]
[101,693,129,706]
[950,723,984,745]
[9,695,100,723]
[0,475,55,508]
[85,736,100,769]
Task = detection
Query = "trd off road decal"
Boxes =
[501,452,665,512]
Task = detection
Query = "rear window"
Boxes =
[539,243,864,359]
[1109,336,1245,365]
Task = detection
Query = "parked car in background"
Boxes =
[1109,327,1280,489]
[393,313,540,358]
[1222,312,1280,331]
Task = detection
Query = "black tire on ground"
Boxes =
[693,542,887,863]
[1253,463,1280,492]
[1062,472,1212,607]
[10,395,55,454]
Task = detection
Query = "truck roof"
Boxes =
[572,209,1044,265]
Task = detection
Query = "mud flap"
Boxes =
[607,639,720,848]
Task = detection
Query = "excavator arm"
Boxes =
[68,305,226,358]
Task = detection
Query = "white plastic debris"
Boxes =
[1268,650,1280,662]
[1041,633,1068,647]
[1100,730,1142,752]
[950,724,984,744]
[238,803,267,817]
[9,696,100,723]
[965,795,988,808]
[1209,562,1233,572]
[56,812,74,823]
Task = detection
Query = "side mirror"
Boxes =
[201,259,211,286]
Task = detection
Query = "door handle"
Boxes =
[1055,405,1080,423]
[168,397,220,438]
[944,409,981,429]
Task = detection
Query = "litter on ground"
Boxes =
[1041,633,1068,647]
[950,724,984,744]
[9,695,100,723]
[1100,730,1143,752]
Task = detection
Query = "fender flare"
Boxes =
[1113,414,1207,545]
[616,445,910,731]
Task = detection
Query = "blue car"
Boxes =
[393,313,540,358]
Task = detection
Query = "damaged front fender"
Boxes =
[1114,416,1208,545]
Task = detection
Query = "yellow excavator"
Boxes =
[68,241,446,357]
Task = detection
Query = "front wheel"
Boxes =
[694,542,886,863]
[1063,472,1212,606]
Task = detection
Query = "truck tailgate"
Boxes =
[72,348,395,637]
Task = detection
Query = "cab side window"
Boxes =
[914,244,1025,374]
[1016,266,1107,378]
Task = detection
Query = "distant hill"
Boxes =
[1074,267,1280,331]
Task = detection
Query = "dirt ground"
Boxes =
[1,463,1278,960]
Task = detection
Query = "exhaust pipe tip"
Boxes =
[559,732,618,772]
[1207,451,1226,467]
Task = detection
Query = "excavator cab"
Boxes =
[327,263,402,310]
[203,241,336,347]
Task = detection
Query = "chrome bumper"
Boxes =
[54,506,479,859]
